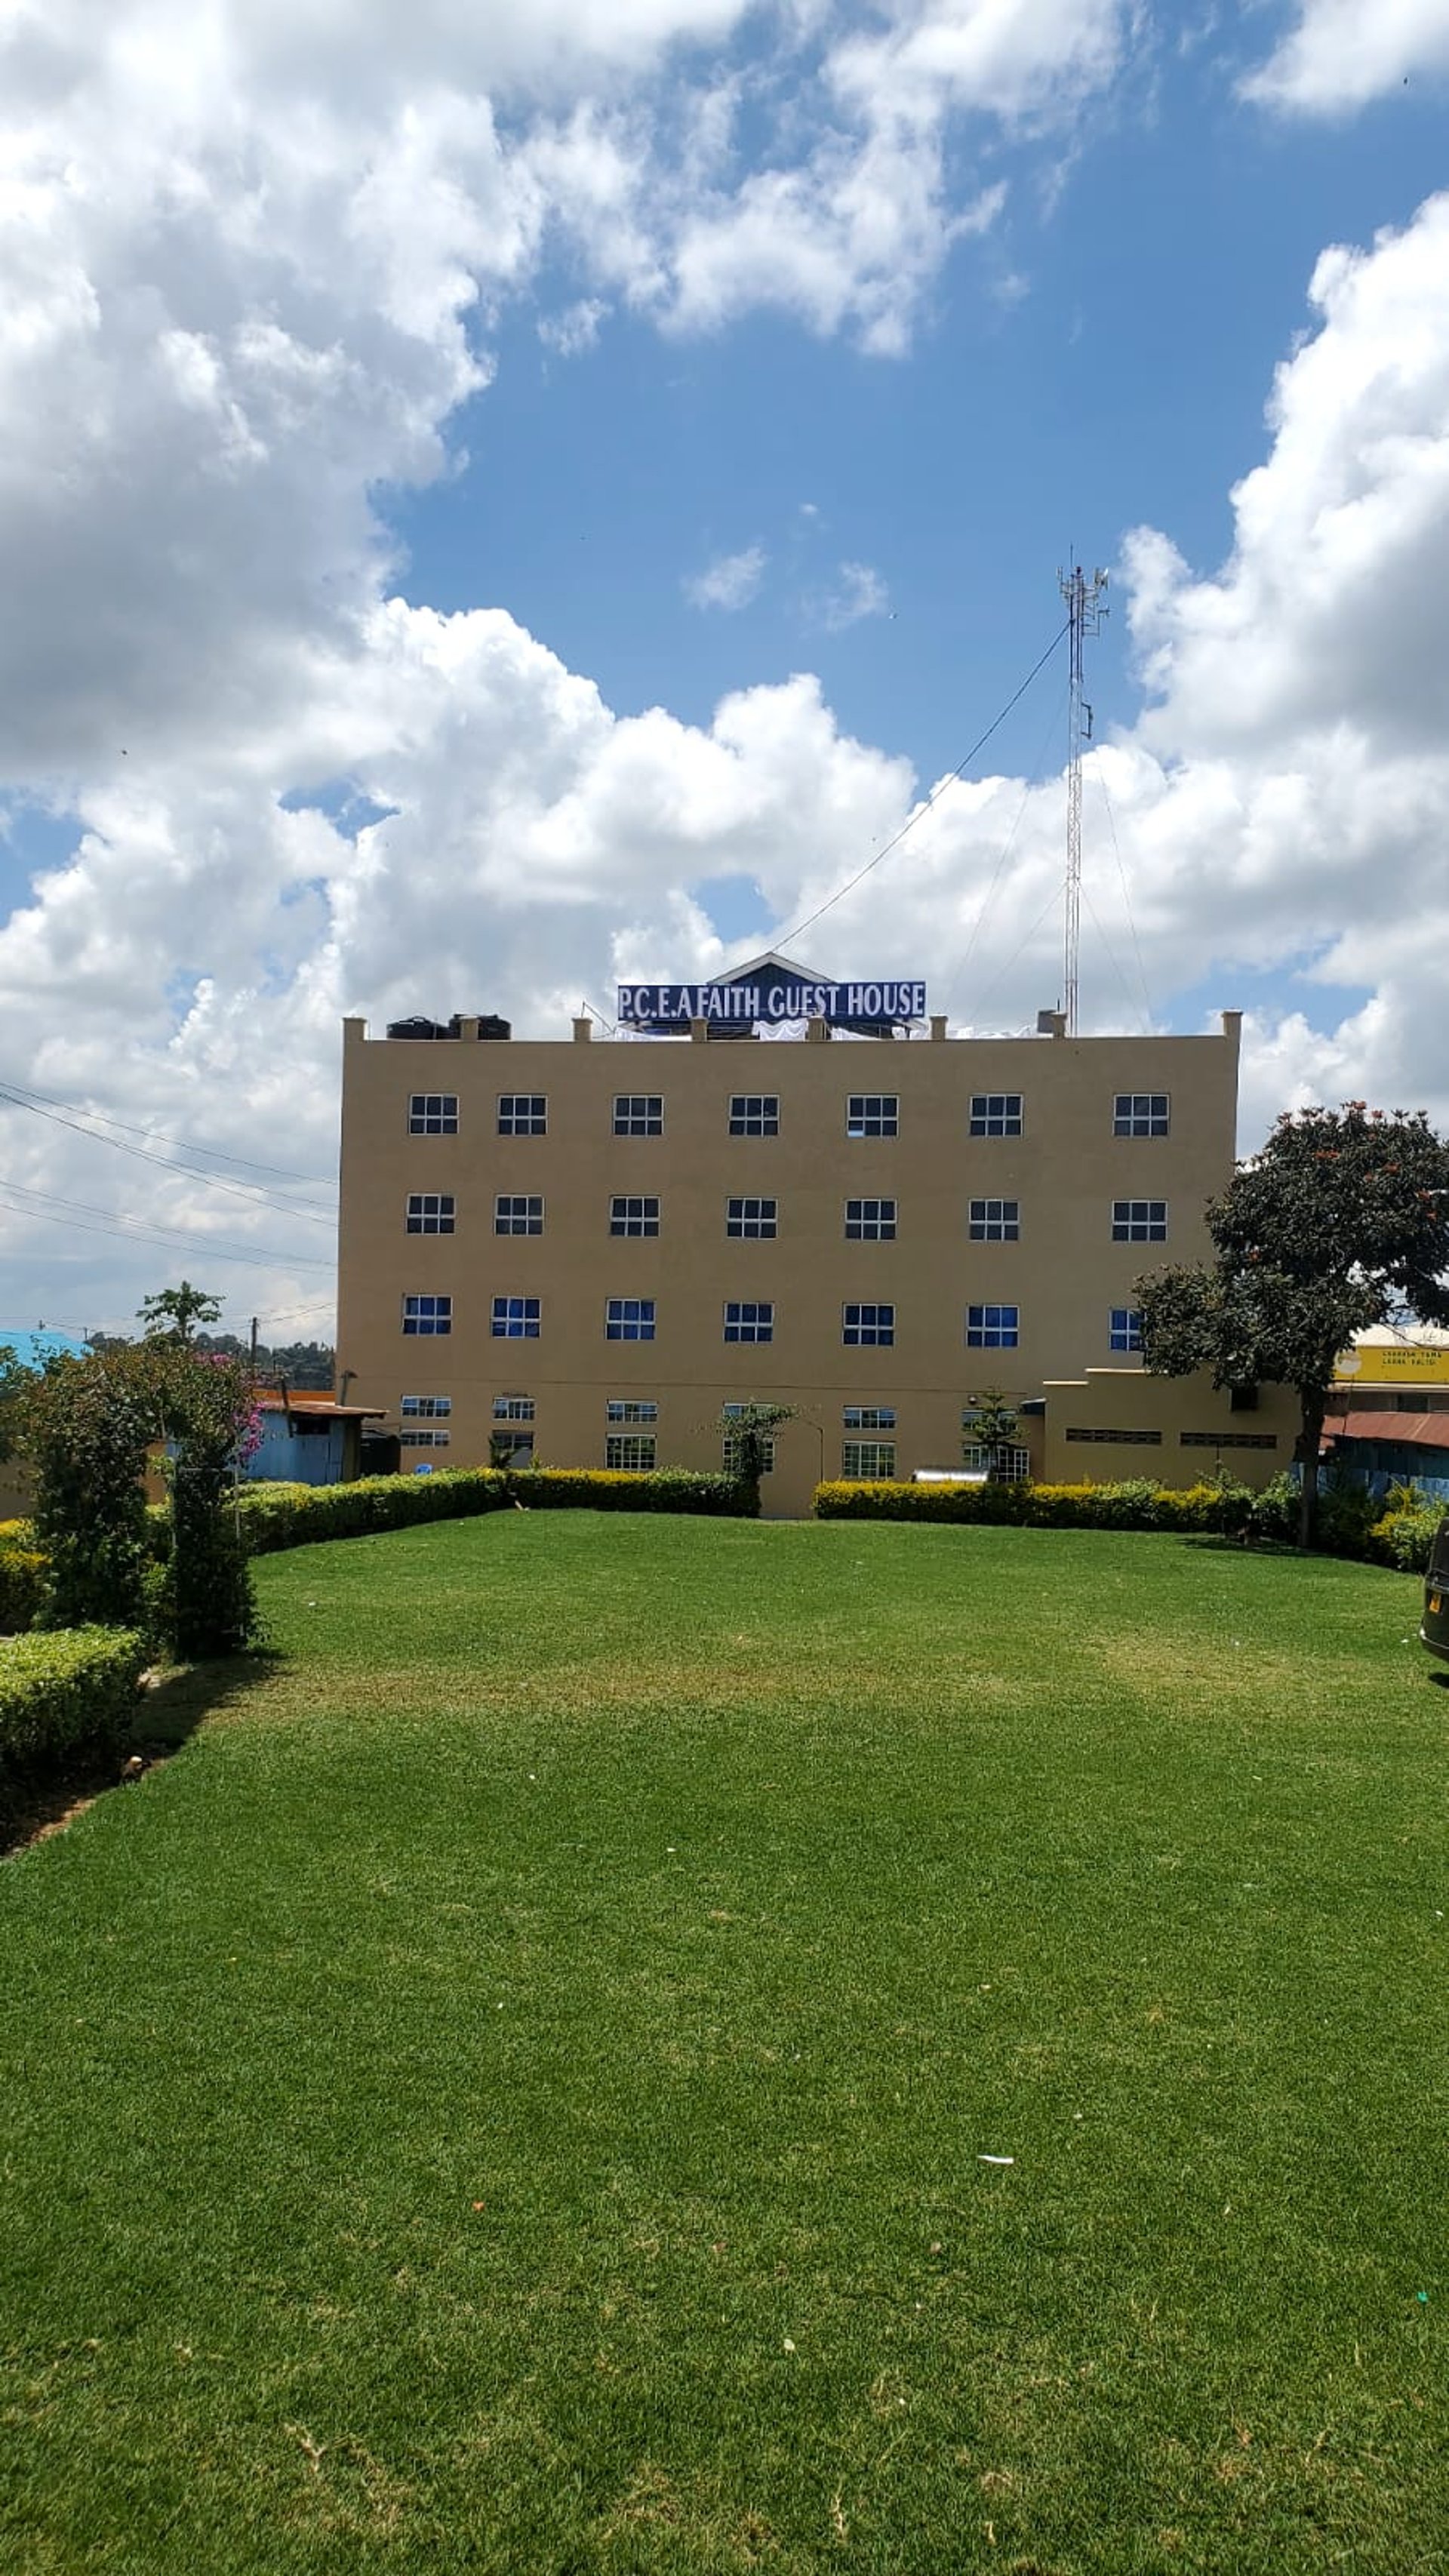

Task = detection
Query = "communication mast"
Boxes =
[1058,562,1109,1036]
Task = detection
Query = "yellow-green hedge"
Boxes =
[0,1627,146,1783]
[813,1477,1254,1532]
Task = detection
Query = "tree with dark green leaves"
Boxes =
[1136,1103,1449,1548]
[963,1388,1023,1482]
[716,1401,797,1515]
[137,1281,223,1345]
[0,1343,35,1467]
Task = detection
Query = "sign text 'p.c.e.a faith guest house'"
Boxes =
[617,962,928,1033]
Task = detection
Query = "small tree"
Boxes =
[146,1347,260,1657]
[716,1402,796,1514]
[1137,1102,1449,1548]
[138,1281,223,1345]
[963,1387,1022,1482]
[24,1350,155,1631]
[0,1343,35,1467]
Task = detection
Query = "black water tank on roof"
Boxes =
[386,1015,449,1041]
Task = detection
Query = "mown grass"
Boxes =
[1,1516,1445,2574]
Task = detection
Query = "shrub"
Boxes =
[0,1627,146,1785]
[234,1469,510,1555]
[0,1547,47,1635]
[509,1467,747,1516]
[25,1352,155,1633]
[1369,1502,1444,1574]
[814,1478,1262,1535]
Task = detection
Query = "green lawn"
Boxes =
[2,1516,1445,2574]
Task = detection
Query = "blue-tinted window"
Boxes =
[1110,1307,1143,1353]
[492,1296,540,1339]
[606,1297,656,1341]
[724,1301,774,1343]
[402,1294,452,1337]
[966,1303,1019,1349]
[844,1303,894,1346]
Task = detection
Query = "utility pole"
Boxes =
[1058,562,1109,1036]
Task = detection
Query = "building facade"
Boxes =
[336,968,1270,1515]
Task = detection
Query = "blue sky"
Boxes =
[0,0,1447,1335]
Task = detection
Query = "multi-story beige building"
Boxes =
[336,960,1291,1514]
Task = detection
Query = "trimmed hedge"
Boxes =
[507,1467,747,1516]
[232,1463,749,1557]
[0,1627,146,1782]
[814,1477,1256,1533]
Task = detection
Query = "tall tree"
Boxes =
[137,1282,223,1346]
[1136,1103,1449,1547]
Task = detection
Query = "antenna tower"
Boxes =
[1058,561,1109,1035]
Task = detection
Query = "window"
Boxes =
[724,1300,774,1343]
[842,1442,896,1480]
[966,1303,1018,1349]
[491,1296,540,1339]
[611,1195,660,1237]
[962,1443,1032,1483]
[607,1399,658,1424]
[1109,1307,1143,1354]
[844,1303,894,1346]
[1065,1426,1162,1445]
[847,1094,898,1138]
[845,1198,897,1241]
[970,1094,1022,1137]
[1114,1092,1170,1137]
[497,1094,546,1136]
[729,1094,779,1137]
[727,1196,777,1239]
[843,1405,896,1430]
[402,1294,451,1337]
[400,1427,451,1448]
[1180,1431,1279,1451]
[492,1430,534,1465]
[606,1297,656,1341]
[492,1394,534,1422]
[401,1395,452,1418]
[614,1094,663,1137]
[405,1192,455,1235]
[969,1199,1020,1242]
[606,1434,657,1472]
[495,1194,543,1236]
[722,1408,776,1477]
[408,1093,457,1134]
[1112,1199,1168,1243]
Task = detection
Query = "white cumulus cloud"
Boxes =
[1244,0,1449,116]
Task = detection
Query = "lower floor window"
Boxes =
[1109,1307,1143,1354]
[493,1393,534,1420]
[961,1442,1031,1482]
[1065,1425,1162,1445]
[400,1426,451,1448]
[1180,1430,1278,1449]
[608,1399,658,1423]
[401,1394,451,1417]
[843,1405,895,1430]
[966,1303,1018,1349]
[606,1433,657,1471]
[843,1440,896,1479]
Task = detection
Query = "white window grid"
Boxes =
[607,1399,658,1423]
[969,1199,1019,1242]
[497,1094,546,1136]
[726,1196,777,1239]
[1109,1307,1143,1353]
[961,1443,1031,1483]
[846,1094,898,1138]
[966,1303,1018,1349]
[969,1094,1022,1137]
[492,1394,534,1421]
[400,1427,451,1448]
[495,1195,543,1236]
[724,1301,774,1343]
[1114,1092,1170,1137]
[491,1296,540,1339]
[408,1093,457,1134]
[606,1297,656,1341]
[606,1433,657,1472]
[729,1095,779,1137]
[401,1395,452,1418]
[1112,1199,1167,1242]
[842,1441,897,1480]
[402,1294,452,1337]
[845,1198,897,1241]
[614,1095,663,1137]
[405,1192,455,1235]
[611,1195,660,1237]
[843,1405,895,1430]
[844,1303,894,1346]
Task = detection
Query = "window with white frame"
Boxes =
[402,1294,451,1336]
[722,1405,776,1476]
[606,1433,657,1471]
[1112,1199,1167,1243]
[400,1427,451,1448]
[405,1192,455,1235]
[846,1094,898,1138]
[408,1093,457,1134]
[606,1399,657,1423]
[843,1405,896,1430]
[495,1194,543,1235]
[844,1302,894,1346]
[842,1440,896,1479]
[729,1094,779,1137]
[1114,1092,1170,1137]
[401,1395,451,1418]
[606,1297,655,1340]
[614,1094,663,1137]
[492,1394,534,1421]
[969,1093,1022,1137]
[491,1296,540,1338]
[969,1198,1019,1242]
[724,1300,774,1343]
[497,1094,546,1136]
[845,1198,897,1241]
[726,1196,777,1239]
[611,1195,660,1237]
[961,1442,1032,1482]
[966,1303,1018,1349]
[1109,1306,1143,1353]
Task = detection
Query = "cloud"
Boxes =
[815,559,891,629]
[1243,0,1449,115]
[537,296,608,354]
[685,545,768,611]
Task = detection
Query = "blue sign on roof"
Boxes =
[618,967,926,1032]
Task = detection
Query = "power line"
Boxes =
[0,1181,332,1270]
[772,622,1069,950]
[0,1085,336,1223]
[0,1076,334,1187]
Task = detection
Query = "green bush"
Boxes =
[1369,1501,1444,1574]
[234,1470,510,1555]
[509,1467,748,1516]
[814,1477,1261,1534]
[0,1627,146,1783]
[0,1547,47,1635]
